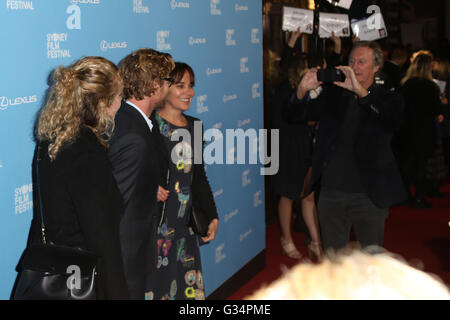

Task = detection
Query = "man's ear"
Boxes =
[373,65,380,74]
[153,79,161,89]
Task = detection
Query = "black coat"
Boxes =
[150,112,219,225]
[108,101,167,299]
[271,82,313,199]
[398,78,442,159]
[25,127,129,299]
[184,115,218,224]
[286,84,408,208]
[382,60,403,92]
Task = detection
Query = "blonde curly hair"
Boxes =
[119,48,174,100]
[37,56,122,161]
[401,52,434,85]
[247,250,450,300]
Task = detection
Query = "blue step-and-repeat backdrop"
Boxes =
[0,0,265,299]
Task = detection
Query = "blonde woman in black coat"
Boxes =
[23,57,129,299]
[398,52,443,208]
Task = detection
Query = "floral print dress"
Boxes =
[145,113,204,300]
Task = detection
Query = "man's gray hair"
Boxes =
[350,41,384,69]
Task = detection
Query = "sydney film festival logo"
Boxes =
[15,183,33,215]
[252,83,261,99]
[157,30,171,51]
[133,0,149,13]
[196,95,208,114]
[226,29,236,46]
[251,28,260,44]
[6,0,34,10]
[240,57,249,73]
[47,33,71,59]
[210,0,221,15]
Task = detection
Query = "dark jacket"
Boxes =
[108,101,167,299]
[150,112,218,224]
[286,83,407,208]
[25,127,129,299]
[397,78,442,160]
[382,60,403,92]
[271,82,314,199]
[187,115,218,224]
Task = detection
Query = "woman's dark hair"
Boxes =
[170,62,195,86]
[280,54,308,90]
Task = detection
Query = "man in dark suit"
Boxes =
[382,45,408,92]
[287,41,407,253]
[108,48,174,299]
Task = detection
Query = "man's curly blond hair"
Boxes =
[37,56,122,160]
[119,48,174,100]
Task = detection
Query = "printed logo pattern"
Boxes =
[1,0,263,300]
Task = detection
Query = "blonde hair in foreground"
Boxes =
[37,56,122,160]
[246,251,450,300]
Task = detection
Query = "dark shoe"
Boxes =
[307,241,324,262]
[412,198,432,209]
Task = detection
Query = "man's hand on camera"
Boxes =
[334,66,368,98]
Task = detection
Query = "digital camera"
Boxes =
[317,68,346,83]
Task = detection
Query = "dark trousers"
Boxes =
[318,188,389,253]
[400,154,429,200]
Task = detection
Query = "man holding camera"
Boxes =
[287,41,407,253]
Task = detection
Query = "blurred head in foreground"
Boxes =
[246,250,450,300]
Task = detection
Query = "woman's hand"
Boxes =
[287,27,302,48]
[352,35,360,43]
[331,32,341,54]
[157,186,169,202]
[297,68,322,100]
[201,218,219,243]
[440,93,448,105]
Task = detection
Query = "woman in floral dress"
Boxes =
[146,62,219,300]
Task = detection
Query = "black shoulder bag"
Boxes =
[13,145,98,300]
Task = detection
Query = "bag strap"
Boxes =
[35,144,47,244]
[158,169,170,227]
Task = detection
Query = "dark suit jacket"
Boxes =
[396,78,443,168]
[149,112,219,224]
[108,101,167,299]
[286,83,408,208]
[382,60,402,92]
[23,127,129,299]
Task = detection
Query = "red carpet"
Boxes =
[228,181,450,300]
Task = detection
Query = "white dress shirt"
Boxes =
[125,100,153,132]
